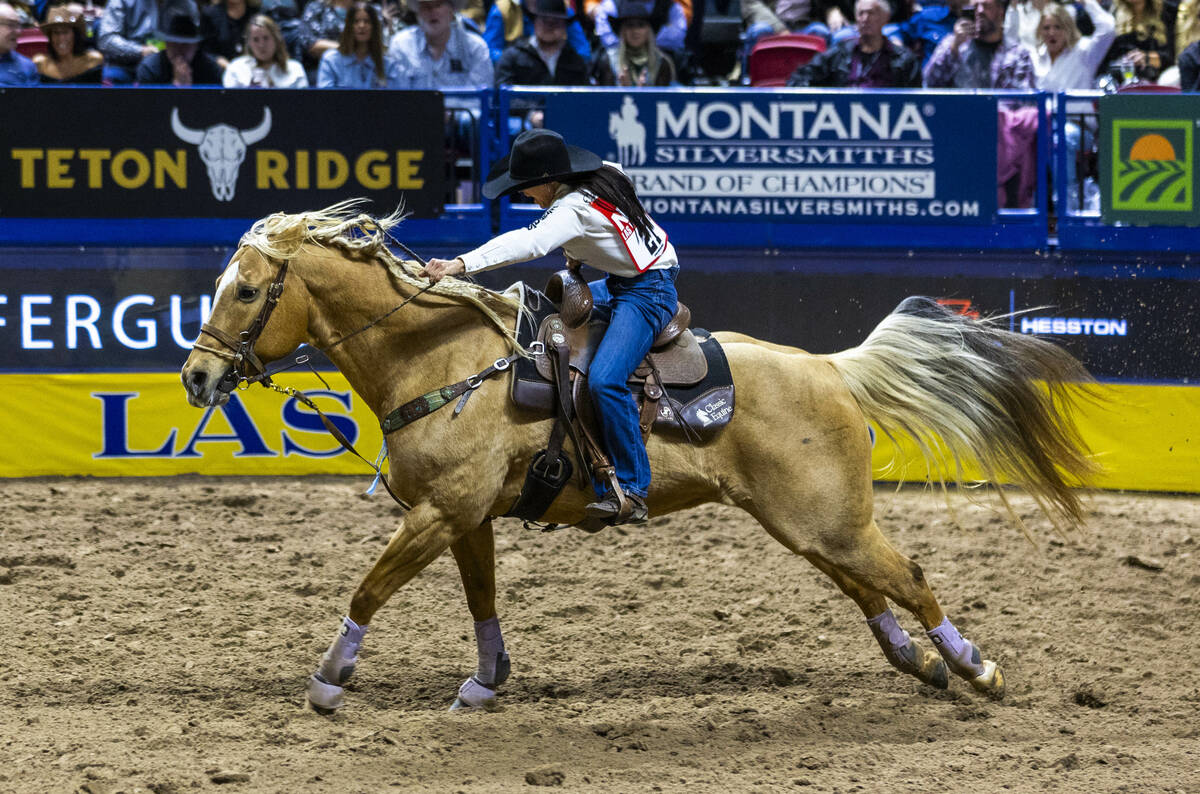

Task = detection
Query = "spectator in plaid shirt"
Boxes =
[924,0,1038,208]
[923,0,1034,87]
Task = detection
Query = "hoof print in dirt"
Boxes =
[208,770,251,784]
[524,766,566,787]
[1072,686,1107,709]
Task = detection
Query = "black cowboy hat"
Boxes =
[156,0,204,44]
[610,0,665,33]
[482,128,602,200]
[522,0,572,19]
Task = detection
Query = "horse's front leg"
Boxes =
[306,502,458,712]
[448,520,511,712]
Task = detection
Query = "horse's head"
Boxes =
[181,244,309,408]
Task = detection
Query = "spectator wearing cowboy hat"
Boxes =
[484,0,590,63]
[136,0,225,84]
[495,0,590,84]
[592,0,687,58]
[591,0,677,84]
[34,3,104,83]
[422,129,682,527]
[388,0,492,87]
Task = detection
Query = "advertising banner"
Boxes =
[0,372,384,477]
[0,248,234,372]
[543,90,998,225]
[1099,94,1200,226]
[0,88,446,219]
[2,249,1199,381]
[0,372,1193,492]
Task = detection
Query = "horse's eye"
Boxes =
[237,286,259,302]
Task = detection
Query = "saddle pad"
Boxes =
[532,314,708,386]
[650,330,735,442]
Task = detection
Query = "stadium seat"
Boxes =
[1117,82,1181,93]
[748,32,827,87]
[16,27,49,59]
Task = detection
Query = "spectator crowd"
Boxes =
[1,0,1193,211]
[2,0,1197,89]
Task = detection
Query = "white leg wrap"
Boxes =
[316,616,367,686]
[927,616,986,679]
[867,608,917,672]
[473,616,510,687]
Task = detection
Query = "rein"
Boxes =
[192,237,447,512]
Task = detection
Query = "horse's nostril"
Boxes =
[190,371,207,392]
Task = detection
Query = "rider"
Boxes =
[422,127,679,526]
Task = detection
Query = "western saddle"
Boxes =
[505,265,721,531]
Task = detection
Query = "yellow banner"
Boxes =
[2,373,1197,492]
[870,382,1200,493]
[1,372,384,476]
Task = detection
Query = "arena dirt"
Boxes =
[0,477,1196,793]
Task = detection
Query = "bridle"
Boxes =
[192,259,291,395]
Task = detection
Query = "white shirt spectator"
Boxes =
[223,54,310,86]
[1032,0,1114,90]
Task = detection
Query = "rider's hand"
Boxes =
[421,257,465,283]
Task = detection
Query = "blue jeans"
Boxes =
[586,267,679,498]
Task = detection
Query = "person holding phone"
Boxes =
[923,0,1034,88]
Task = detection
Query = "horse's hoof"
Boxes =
[919,649,949,690]
[449,677,498,712]
[306,673,345,712]
[969,660,1006,700]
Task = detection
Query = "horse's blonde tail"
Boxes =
[826,296,1100,532]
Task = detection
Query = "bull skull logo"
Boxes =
[171,107,272,202]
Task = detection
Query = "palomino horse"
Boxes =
[180,203,1096,713]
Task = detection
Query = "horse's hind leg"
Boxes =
[803,555,948,690]
[822,520,1006,699]
[448,520,511,712]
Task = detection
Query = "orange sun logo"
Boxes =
[1129,134,1177,161]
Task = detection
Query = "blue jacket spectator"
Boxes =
[484,0,590,62]
[317,1,403,86]
[898,0,967,64]
[388,0,493,87]
[0,2,38,84]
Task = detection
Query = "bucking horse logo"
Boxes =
[171,107,272,202]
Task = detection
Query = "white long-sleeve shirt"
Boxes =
[1031,0,1116,91]
[459,189,678,278]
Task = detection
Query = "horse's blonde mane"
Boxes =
[239,199,522,349]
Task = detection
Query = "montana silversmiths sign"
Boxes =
[545,90,998,224]
[1099,94,1200,226]
[0,88,446,218]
